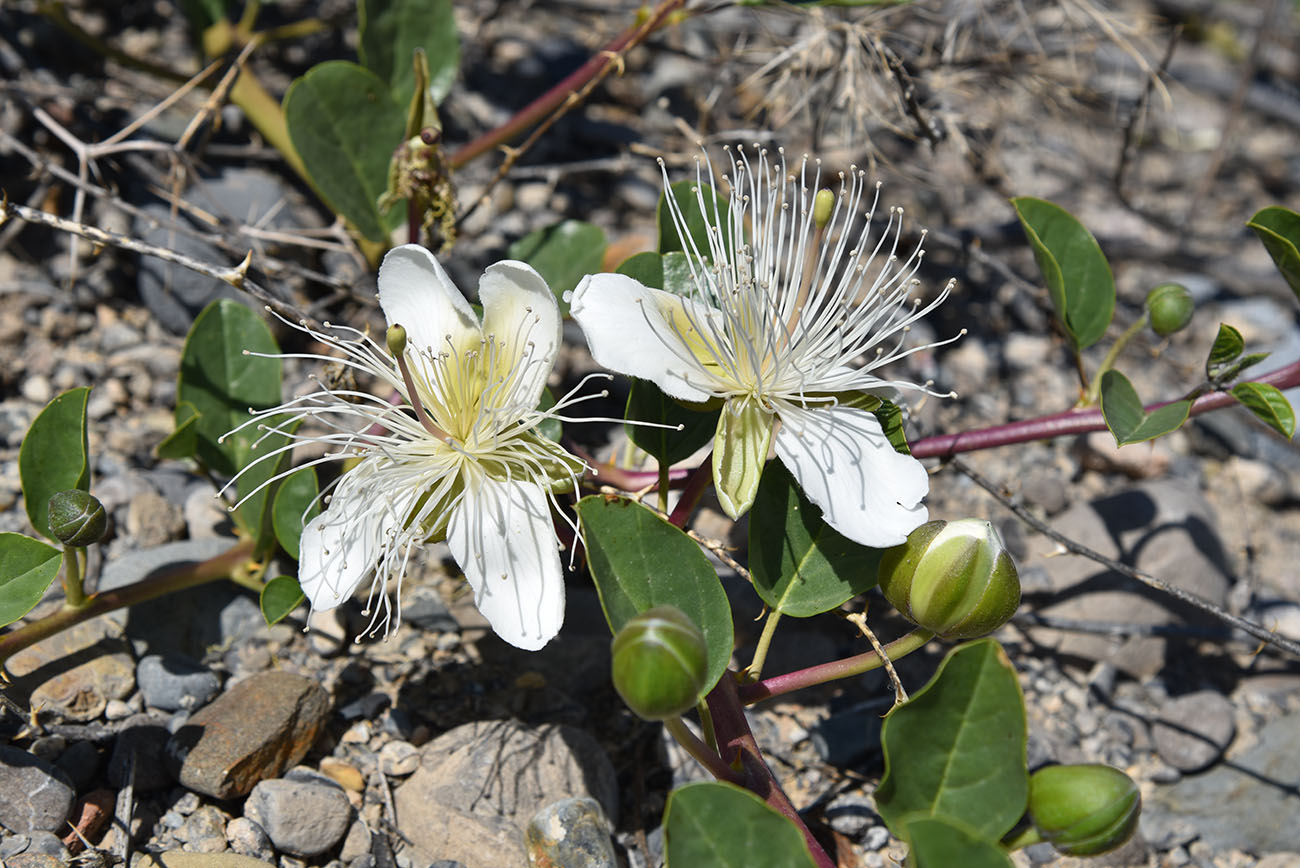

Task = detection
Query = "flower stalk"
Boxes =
[736,628,934,705]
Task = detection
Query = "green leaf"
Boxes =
[1216,351,1271,384]
[260,575,306,626]
[661,251,699,296]
[19,388,90,541]
[174,0,232,35]
[284,61,407,242]
[156,401,201,461]
[626,380,719,466]
[576,496,733,699]
[616,251,664,289]
[1098,370,1191,446]
[359,0,459,105]
[0,534,63,628]
[536,387,562,443]
[658,180,733,258]
[1206,323,1245,380]
[749,462,881,617]
[664,782,818,868]
[178,300,290,547]
[1231,382,1296,439]
[1247,206,1300,299]
[1011,197,1115,349]
[507,220,607,315]
[272,467,321,560]
[905,816,1015,868]
[876,639,1028,841]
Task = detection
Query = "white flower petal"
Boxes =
[298,465,396,610]
[377,244,480,358]
[447,476,565,651]
[773,403,928,548]
[479,260,561,409]
[570,273,720,403]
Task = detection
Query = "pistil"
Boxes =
[387,325,453,442]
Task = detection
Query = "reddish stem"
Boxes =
[668,454,713,528]
[706,673,836,868]
[910,361,1300,459]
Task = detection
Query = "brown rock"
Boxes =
[6,617,134,722]
[165,672,330,799]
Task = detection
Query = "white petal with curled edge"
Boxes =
[298,465,389,611]
[773,403,929,549]
[447,476,565,651]
[378,244,480,361]
[478,260,561,411]
[569,272,721,403]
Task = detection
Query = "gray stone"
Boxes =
[1148,711,1300,851]
[4,616,135,721]
[244,777,352,857]
[824,793,877,839]
[338,820,371,863]
[1151,690,1236,772]
[108,713,174,790]
[177,805,231,854]
[135,853,278,868]
[226,817,275,862]
[1028,481,1232,678]
[54,739,100,791]
[394,720,617,868]
[166,671,330,799]
[0,745,75,833]
[378,740,419,777]
[138,653,222,712]
[126,490,187,547]
[401,586,458,633]
[525,797,616,868]
[22,832,69,860]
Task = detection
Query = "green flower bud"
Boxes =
[813,189,835,228]
[48,489,108,547]
[611,605,708,720]
[1028,764,1141,856]
[877,519,1020,639]
[1145,282,1194,337]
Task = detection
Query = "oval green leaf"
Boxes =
[1099,370,1190,446]
[156,401,200,462]
[359,0,459,105]
[1011,197,1115,349]
[664,782,818,868]
[658,180,733,258]
[1206,323,1245,380]
[876,639,1028,841]
[1231,381,1296,439]
[260,575,306,626]
[749,461,881,617]
[905,816,1015,868]
[615,251,664,289]
[626,380,720,467]
[272,467,321,560]
[0,533,63,628]
[507,219,607,315]
[19,387,90,541]
[1247,206,1300,300]
[576,496,733,698]
[284,61,406,242]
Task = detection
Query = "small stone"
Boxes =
[244,776,353,857]
[227,817,275,862]
[5,856,64,868]
[185,487,234,539]
[401,587,458,633]
[525,797,615,868]
[29,735,65,761]
[55,740,101,791]
[135,853,278,868]
[166,671,331,799]
[378,741,419,777]
[824,793,876,839]
[0,745,75,833]
[108,713,174,790]
[1152,690,1236,772]
[177,805,230,854]
[0,834,28,857]
[127,490,187,547]
[105,698,135,720]
[338,820,371,863]
[308,609,348,656]
[138,653,222,712]
[319,757,366,792]
[1256,855,1300,868]
[23,832,69,860]
[1078,431,1170,479]
[5,617,135,721]
[21,374,52,404]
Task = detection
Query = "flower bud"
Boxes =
[876,519,1020,639]
[48,489,108,547]
[611,605,708,720]
[1145,282,1194,337]
[1028,764,1140,856]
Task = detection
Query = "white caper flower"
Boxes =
[570,147,958,548]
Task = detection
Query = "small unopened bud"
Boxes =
[1028,764,1141,856]
[877,519,1020,640]
[813,189,835,228]
[48,489,108,547]
[611,605,708,720]
[387,324,408,357]
[1145,282,1194,337]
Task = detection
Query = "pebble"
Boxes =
[108,713,174,790]
[318,758,365,793]
[135,853,279,868]
[338,820,371,863]
[17,831,69,860]
[227,816,276,861]
[0,745,75,834]
[138,652,222,711]
[126,489,188,547]
[824,792,876,839]
[5,616,136,721]
[401,586,459,633]
[244,774,353,857]
[4,856,65,868]
[1152,690,1237,772]
[54,739,101,790]
[166,670,331,799]
[378,740,420,777]
[525,797,616,868]
[177,805,231,853]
